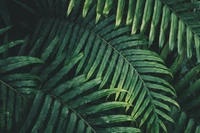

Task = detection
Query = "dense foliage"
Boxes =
[0,0,200,133]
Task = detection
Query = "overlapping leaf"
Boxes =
[63,0,200,62]
[0,24,140,132]
[167,106,200,133]
[0,27,44,132]
[22,6,178,132]
[2,4,177,131]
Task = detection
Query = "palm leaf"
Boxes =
[167,106,200,133]
[0,56,44,73]
[1,4,178,131]
[0,21,141,133]
[4,1,200,133]
[20,80,139,133]
[174,65,200,122]
[21,5,178,132]
[63,0,200,63]
[12,1,178,132]
[0,83,30,133]
[0,27,43,132]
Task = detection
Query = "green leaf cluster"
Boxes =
[0,0,200,133]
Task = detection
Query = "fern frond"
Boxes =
[167,106,200,133]
[4,5,177,131]
[0,83,30,133]
[20,84,139,133]
[63,0,200,62]
[31,8,179,132]
[0,26,44,132]
[174,65,200,122]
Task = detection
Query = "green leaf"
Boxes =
[96,127,141,133]
[0,40,24,54]
[169,13,178,51]
[155,109,174,123]
[88,115,136,125]
[42,53,83,90]
[31,95,52,132]
[67,0,76,16]
[86,43,106,80]
[103,0,113,16]
[83,0,93,18]
[140,0,153,34]
[44,100,61,133]
[195,126,200,133]
[0,26,13,35]
[159,5,170,48]
[139,106,153,127]
[177,20,185,55]
[59,78,101,102]
[0,56,44,73]
[149,0,162,45]
[70,88,127,108]
[175,65,200,93]
[20,92,44,133]
[66,112,77,133]
[157,119,167,133]
[153,100,171,112]
[51,75,86,97]
[41,36,59,61]
[131,0,145,34]
[79,102,132,115]
[146,83,175,96]
[131,90,147,116]
[76,120,85,133]
[186,27,193,59]
[95,0,105,23]
[115,0,125,28]
[151,92,179,108]
[0,73,41,82]
[184,119,195,133]
[126,0,135,25]
[133,98,151,119]
[194,35,200,63]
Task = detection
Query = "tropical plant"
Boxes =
[0,0,200,133]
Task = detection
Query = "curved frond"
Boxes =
[167,106,200,133]
[174,65,200,122]
[20,82,139,133]
[0,4,178,131]
[19,7,178,132]
[0,83,30,133]
[63,0,200,62]
[5,1,200,133]
[0,25,43,131]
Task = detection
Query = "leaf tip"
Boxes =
[95,13,101,24]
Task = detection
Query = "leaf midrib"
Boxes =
[87,24,158,119]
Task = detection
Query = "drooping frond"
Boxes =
[0,82,30,133]
[0,73,41,132]
[0,26,140,132]
[21,86,139,133]
[2,1,200,133]
[68,8,178,133]
[174,65,200,122]
[17,4,179,131]
[0,26,44,132]
[167,106,200,133]
[63,0,200,62]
